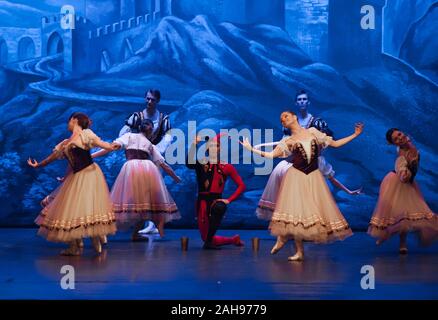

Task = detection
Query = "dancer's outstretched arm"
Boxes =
[328,176,363,195]
[253,141,281,150]
[27,151,59,168]
[240,138,285,159]
[328,123,363,148]
[160,162,181,183]
[92,142,121,158]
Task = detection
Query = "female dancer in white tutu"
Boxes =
[27,112,117,256]
[93,119,181,240]
[368,128,438,254]
[241,110,363,261]
[255,137,363,220]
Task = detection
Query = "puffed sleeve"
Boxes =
[52,139,67,159]
[278,137,292,158]
[309,127,333,148]
[395,156,411,183]
[276,137,292,158]
[81,129,100,149]
[113,133,130,150]
[149,144,165,165]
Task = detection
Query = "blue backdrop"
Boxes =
[0,0,437,229]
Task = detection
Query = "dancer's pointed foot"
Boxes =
[399,247,408,255]
[271,236,287,255]
[92,237,102,254]
[99,235,108,245]
[233,235,244,246]
[287,253,304,261]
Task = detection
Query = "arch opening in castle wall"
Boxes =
[47,32,64,56]
[0,38,7,65]
[17,37,36,61]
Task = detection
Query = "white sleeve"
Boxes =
[309,127,333,148]
[155,132,172,154]
[149,144,165,165]
[81,129,101,149]
[114,134,130,149]
[52,140,67,159]
[318,156,335,178]
[276,138,293,158]
[119,125,131,138]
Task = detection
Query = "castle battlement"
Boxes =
[41,14,90,29]
[41,15,59,27]
[88,11,160,39]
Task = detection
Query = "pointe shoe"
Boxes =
[287,253,304,261]
[92,237,102,254]
[271,237,287,255]
[233,235,244,247]
[100,235,108,245]
[399,247,408,255]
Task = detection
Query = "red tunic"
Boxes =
[186,160,246,246]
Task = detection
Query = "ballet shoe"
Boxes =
[92,237,102,254]
[271,237,287,255]
[287,253,304,261]
[100,235,108,245]
[399,247,408,255]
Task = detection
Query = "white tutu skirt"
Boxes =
[269,167,352,243]
[35,163,117,242]
[368,172,438,245]
[256,160,292,220]
[111,159,180,227]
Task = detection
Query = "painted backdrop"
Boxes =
[0,0,437,228]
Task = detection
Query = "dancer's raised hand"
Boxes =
[239,137,252,151]
[27,158,39,168]
[354,123,364,136]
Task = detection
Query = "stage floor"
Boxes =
[1,229,437,300]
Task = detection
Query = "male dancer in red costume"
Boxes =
[186,133,246,249]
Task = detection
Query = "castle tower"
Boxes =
[285,0,329,62]
[328,0,385,70]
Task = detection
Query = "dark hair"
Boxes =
[69,112,90,129]
[295,89,308,101]
[386,128,399,144]
[139,119,154,135]
[145,89,161,102]
[282,110,296,117]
